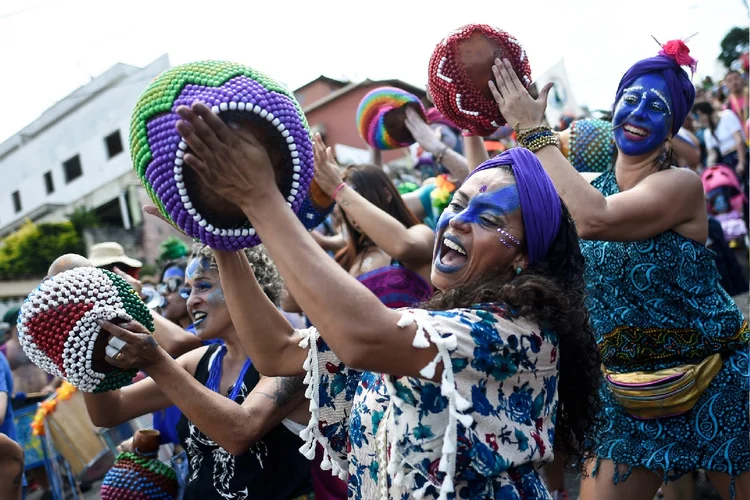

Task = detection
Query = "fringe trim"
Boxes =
[297,327,349,481]
[382,311,474,500]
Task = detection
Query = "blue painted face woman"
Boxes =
[432,169,528,290]
[612,74,673,157]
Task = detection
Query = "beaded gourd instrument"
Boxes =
[355,87,427,150]
[129,61,321,250]
[428,24,532,136]
[101,452,179,499]
[17,268,154,393]
[567,119,615,173]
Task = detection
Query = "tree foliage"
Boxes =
[66,206,99,236]
[719,27,749,69]
[0,220,84,279]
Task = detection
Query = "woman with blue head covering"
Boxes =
[491,40,749,499]
[166,98,602,499]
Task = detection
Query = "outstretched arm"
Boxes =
[405,107,470,182]
[489,58,706,242]
[313,134,434,267]
[213,251,306,377]
[100,321,306,455]
[173,104,440,380]
[463,134,490,171]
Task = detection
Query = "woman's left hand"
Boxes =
[176,102,276,210]
[101,320,164,372]
[489,58,554,130]
[313,133,344,197]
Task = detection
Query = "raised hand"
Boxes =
[489,58,554,131]
[175,102,276,211]
[404,107,444,154]
[101,320,164,371]
[313,133,345,197]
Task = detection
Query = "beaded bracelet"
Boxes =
[332,182,347,200]
[518,127,559,153]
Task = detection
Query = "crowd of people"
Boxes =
[1,35,748,500]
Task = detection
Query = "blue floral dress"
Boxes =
[582,170,749,487]
[296,305,560,499]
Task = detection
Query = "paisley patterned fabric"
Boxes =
[356,263,433,309]
[581,169,750,486]
[297,305,559,500]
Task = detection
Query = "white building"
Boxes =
[0,55,197,313]
[0,55,171,237]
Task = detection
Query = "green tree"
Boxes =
[0,220,84,278]
[66,206,99,237]
[719,27,749,69]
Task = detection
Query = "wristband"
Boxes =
[332,182,347,200]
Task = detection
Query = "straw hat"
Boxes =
[88,242,143,269]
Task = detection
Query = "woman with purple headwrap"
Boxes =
[491,40,749,499]
[170,99,601,499]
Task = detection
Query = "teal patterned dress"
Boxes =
[582,170,749,486]
[297,305,560,499]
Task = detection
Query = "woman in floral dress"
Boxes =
[171,101,602,499]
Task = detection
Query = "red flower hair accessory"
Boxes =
[659,39,698,75]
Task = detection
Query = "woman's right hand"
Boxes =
[313,133,345,197]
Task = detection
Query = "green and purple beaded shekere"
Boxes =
[17,268,154,393]
[129,61,315,250]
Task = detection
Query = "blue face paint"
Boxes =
[163,265,185,281]
[613,74,673,156]
[186,257,211,280]
[437,184,520,234]
[434,184,520,274]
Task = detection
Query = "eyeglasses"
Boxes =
[158,277,184,295]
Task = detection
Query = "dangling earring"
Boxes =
[515,267,522,275]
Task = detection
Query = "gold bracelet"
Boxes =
[520,131,559,153]
[514,122,548,137]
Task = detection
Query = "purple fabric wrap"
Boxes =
[466,148,562,265]
[613,55,696,136]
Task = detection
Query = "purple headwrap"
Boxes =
[466,148,562,265]
[613,40,697,136]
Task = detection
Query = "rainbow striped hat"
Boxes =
[355,86,426,150]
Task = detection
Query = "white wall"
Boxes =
[0,56,170,232]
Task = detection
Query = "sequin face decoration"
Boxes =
[613,75,673,157]
[130,61,315,251]
[428,24,532,136]
[434,184,521,274]
[17,268,154,393]
[355,87,427,150]
[101,452,179,499]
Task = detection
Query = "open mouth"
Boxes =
[192,311,207,326]
[434,233,468,273]
[623,124,649,139]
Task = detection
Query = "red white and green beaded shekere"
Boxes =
[17,268,154,393]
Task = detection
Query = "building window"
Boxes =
[44,171,55,194]
[63,155,82,183]
[12,191,21,213]
[105,130,123,158]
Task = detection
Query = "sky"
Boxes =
[0,0,746,143]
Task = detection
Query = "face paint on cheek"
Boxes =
[206,285,225,307]
[613,74,673,156]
